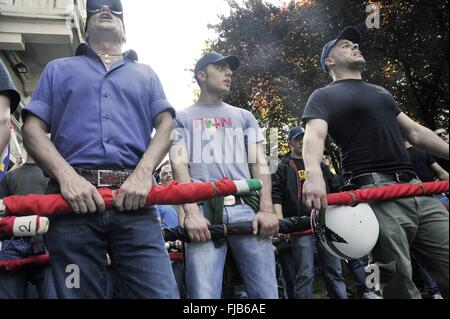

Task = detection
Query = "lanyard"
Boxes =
[289,159,305,215]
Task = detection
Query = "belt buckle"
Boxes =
[372,173,384,184]
[97,170,113,188]
[224,195,236,206]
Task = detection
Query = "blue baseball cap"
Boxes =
[320,26,361,72]
[288,127,305,140]
[194,52,240,76]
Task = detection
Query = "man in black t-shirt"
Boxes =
[301,26,449,299]
[272,127,348,299]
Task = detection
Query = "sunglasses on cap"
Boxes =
[88,5,123,17]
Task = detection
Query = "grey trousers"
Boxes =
[366,180,449,299]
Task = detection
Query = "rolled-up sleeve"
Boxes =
[21,63,54,127]
[149,71,175,125]
[172,114,187,146]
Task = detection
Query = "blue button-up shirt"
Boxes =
[23,43,175,169]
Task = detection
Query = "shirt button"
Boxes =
[103,93,109,98]
[105,114,110,119]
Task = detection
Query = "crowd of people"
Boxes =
[0,0,448,300]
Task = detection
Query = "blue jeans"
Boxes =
[0,240,56,299]
[45,207,179,299]
[292,235,348,299]
[347,256,370,295]
[185,204,278,299]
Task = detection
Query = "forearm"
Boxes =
[0,123,10,157]
[438,171,449,181]
[411,125,449,160]
[135,112,174,177]
[303,131,326,175]
[0,95,11,155]
[22,118,76,182]
[170,144,198,216]
[250,156,273,212]
[273,204,283,219]
[432,163,449,181]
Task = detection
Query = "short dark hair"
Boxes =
[195,67,208,87]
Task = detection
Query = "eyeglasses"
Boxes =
[88,5,123,17]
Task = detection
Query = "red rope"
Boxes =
[1,181,447,271]
[0,254,49,272]
[327,181,448,206]
[2,178,238,217]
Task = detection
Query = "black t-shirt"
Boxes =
[302,79,415,178]
[0,60,20,114]
[272,156,336,218]
[0,164,49,251]
[407,147,436,183]
[0,164,49,198]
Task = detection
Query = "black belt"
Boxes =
[198,195,244,207]
[350,172,417,187]
[74,167,134,188]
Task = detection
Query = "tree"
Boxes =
[208,0,449,170]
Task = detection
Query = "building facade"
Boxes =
[0,0,86,164]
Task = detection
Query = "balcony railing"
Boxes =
[0,0,86,18]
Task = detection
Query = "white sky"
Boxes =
[121,0,280,110]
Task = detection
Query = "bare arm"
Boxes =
[273,204,283,220]
[115,111,174,211]
[0,94,11,157]
[302,119,329,210]
[22,114,105,214]
[248,143,279,237]
[170,143,211,242]
[397,113,449,160]
[430,162,449,181]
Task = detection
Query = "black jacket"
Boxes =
[272,155,338,218]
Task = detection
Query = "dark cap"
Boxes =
[86,0,124,32]
[321,26,361,72]
[194,52,240,76]
[0,60,20,114]
[288,127,305,140]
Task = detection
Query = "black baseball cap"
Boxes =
[86,0,124,32]
[288,127,305,140]
[320,26,361,72]
[194,52,240,76]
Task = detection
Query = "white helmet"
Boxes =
[311,204,380,260]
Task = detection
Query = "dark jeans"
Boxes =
[347,256,371,296]
[45,207,180,299]
[411,255,441,296]
[276,240,296,299]
[172,260,186,299]
[292,235,348,299]
[0,240,56,299]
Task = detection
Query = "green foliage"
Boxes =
[208,0,449,166]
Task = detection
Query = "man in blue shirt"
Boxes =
[21,0,179,299]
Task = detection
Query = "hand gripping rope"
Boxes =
[0,180,448,271]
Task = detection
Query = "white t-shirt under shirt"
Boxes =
[173,102,266,183]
